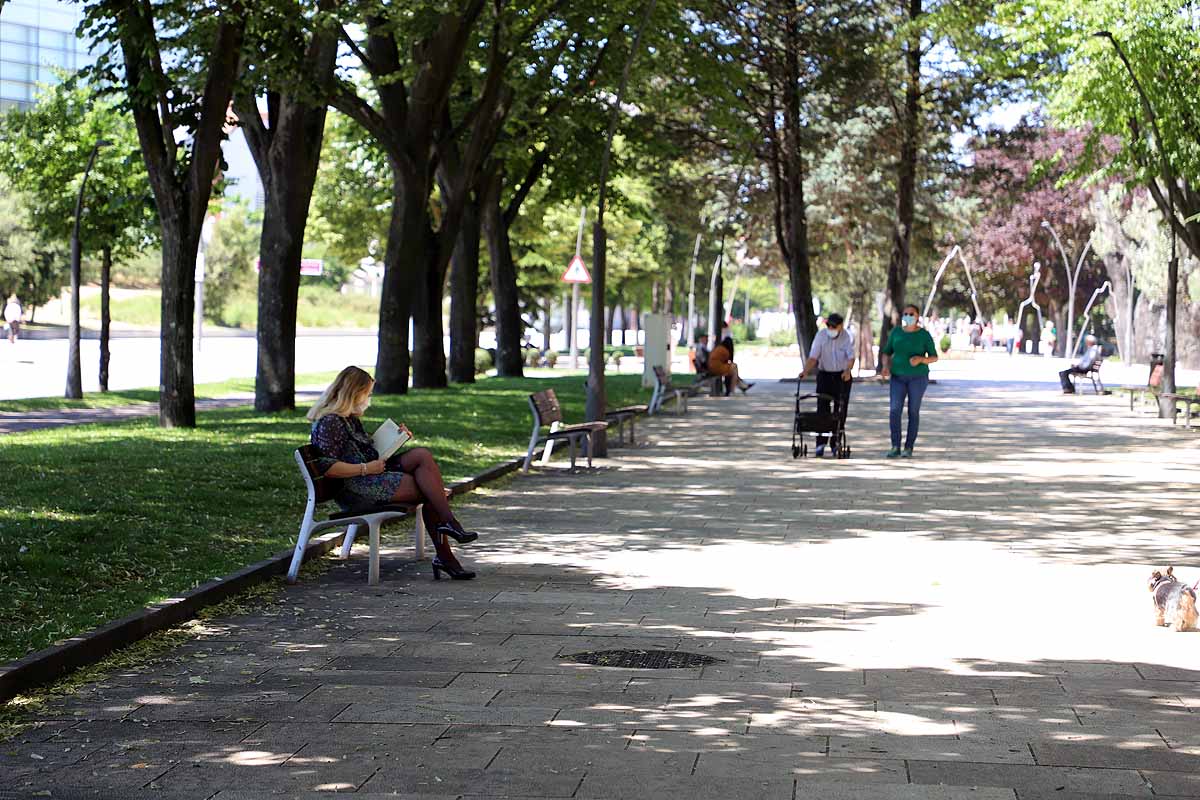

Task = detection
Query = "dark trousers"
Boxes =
[1059,367,1086,392]
[815,370,851,447]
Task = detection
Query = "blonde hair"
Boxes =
[306,366,374,421]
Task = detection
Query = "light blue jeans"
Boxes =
[889,374,929,450]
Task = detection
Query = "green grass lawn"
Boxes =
[0,373,341,413]
[0,373,657,664]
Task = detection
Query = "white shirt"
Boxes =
[808,327,855,372]
[3,301,20,322]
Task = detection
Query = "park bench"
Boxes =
[605,403,647,446]
[1162,393,1200,429]
[1069,356,1105,394]
[289,445,427,586]
[649,365,722,415]
[523,389,608,472]
[1120,359,1164,411]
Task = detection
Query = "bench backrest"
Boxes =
[529,389,564,428]
[1088,357,1104,373]
[296,444,341,504]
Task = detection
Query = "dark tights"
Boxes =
[388,448,461,563]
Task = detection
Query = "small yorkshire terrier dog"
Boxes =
[1148,567,1198,632]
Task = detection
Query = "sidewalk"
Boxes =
[3,379,1199,798]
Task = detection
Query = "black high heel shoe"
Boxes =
[435,522,478,544]
[432,557,476,581]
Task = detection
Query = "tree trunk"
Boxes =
[877,0,922,369]
[541,302,551,352]
[605,300,617,347]
[411,227,448,389]
[448,193,481,383]
[374,166,425,394]
[159,214,199,428]
[482,172,524,377]
[99,246,112,392]
[239,14,337,412]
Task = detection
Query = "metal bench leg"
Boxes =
[339,523,359,559]
[540,421,560,466]
[629,416,636,445]
[287,512,316,584]
[568,435,577,470]
[368,519,382,585]
[414,504,426,560]
[585,432,594,468]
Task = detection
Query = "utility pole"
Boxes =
[570,206,586,369]
[686,232,701,348]
[66,138,109,399]
[1041,220,1090,357]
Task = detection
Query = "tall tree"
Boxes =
[82,0,247,426]
[333,0,486,392]
[235,0,340,411]
[0,78,157,393]
[1001,0,1200,409]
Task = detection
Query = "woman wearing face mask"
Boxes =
[798,313,855,456]
[307,366,478,580]
[881,304,938,458]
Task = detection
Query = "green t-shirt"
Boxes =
[883,326,937,376]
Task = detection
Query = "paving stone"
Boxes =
[334,701,557,726]
[1030,741,1200,772]
[828,735,1036,764]
[907,760,1152,796]
[1141,769,1200,797]
[363,765,582,797]
[795,785,1014,800]
[575,773,794,799]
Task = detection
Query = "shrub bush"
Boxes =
[940,334,952,352]
[526,349,541,367]
[546,351,558,367]
[768,329,795,347]
[731,322,757,341]
[475,348,494,375]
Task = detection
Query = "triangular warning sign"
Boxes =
[562,254,592,284]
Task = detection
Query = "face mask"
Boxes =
[827,328,841,339]
[902,314,917,327]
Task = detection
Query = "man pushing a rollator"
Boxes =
[799,313,855,457]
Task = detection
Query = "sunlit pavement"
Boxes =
[4,371,1200,798]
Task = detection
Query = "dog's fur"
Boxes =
[1149,567,1199,632]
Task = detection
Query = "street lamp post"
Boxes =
[1041,220,1091,358]
[66,138,110,399]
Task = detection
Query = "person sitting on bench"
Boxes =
[693,334,712,375]
[1059,335,1102,395]
[708,336,754,395]
[308,365,478,580]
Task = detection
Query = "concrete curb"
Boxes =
[0,452,531,704]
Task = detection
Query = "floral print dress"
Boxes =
[311,414,406,509]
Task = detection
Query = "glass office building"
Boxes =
[0,0,93,112]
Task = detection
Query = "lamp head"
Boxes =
[96,138,114,149]
[1040,220,1050,229]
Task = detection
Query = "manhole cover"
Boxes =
[557,649,723,669]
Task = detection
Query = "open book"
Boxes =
[371,419,412,461]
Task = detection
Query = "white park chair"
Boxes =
[289,445,426,585]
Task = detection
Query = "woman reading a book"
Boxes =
[307,366,478,580]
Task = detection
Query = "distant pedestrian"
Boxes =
[881,304,938,458]
[4,295,22,344]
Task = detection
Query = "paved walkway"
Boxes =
[4,378,1200,799]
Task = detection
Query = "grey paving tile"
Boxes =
[363,766,582,797]
[907,760,1152,796]
[795,786,1014,800]
[576,774,794,799]
[1030,741,1200,772]
[829,735,1036,764]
